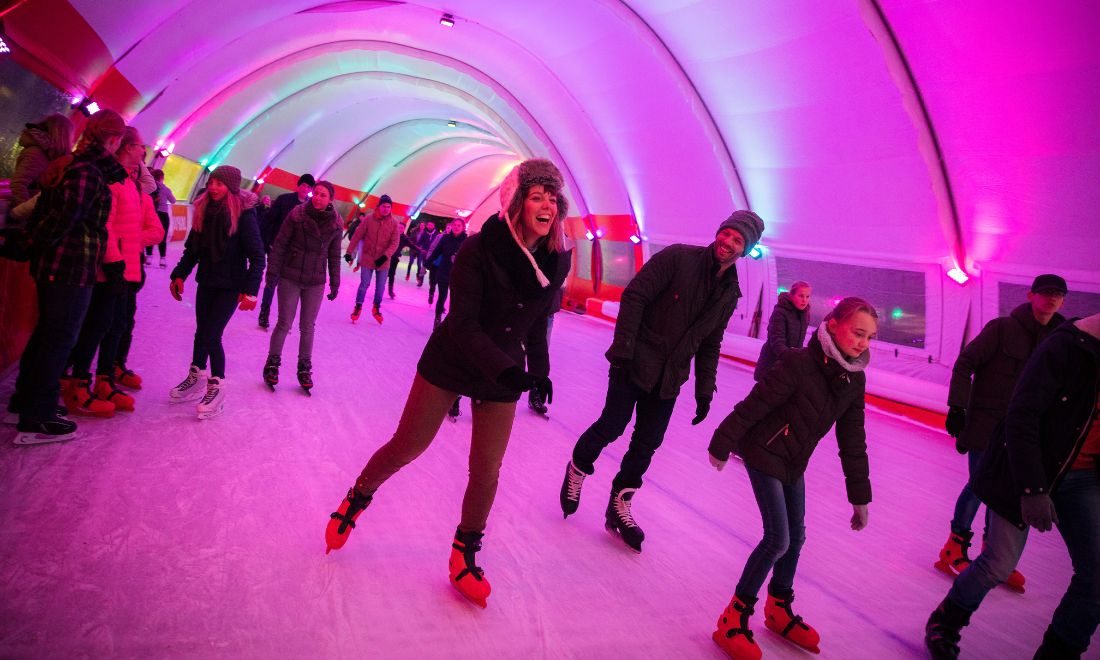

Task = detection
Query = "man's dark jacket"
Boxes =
[606,243,741,402]
[972,320,1100,528]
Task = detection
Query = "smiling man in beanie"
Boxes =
[561,209,763,552]
[257,172,315,328]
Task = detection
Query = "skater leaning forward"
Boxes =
[707,297,877,659]
[324,158,571,609]
[168,166,265,419]
[262,180,342,393]
[560,210,763,553]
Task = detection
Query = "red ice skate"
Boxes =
[934,529,972,577]
[325,487,372,554]
[371,304,383,324]
[350,304,362,323]
[712,595,761,660]
[764,590,821,654]
[449,529,490,608]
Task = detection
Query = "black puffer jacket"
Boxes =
[171,205,265,295]
[709,329,872,505]
[266,202,342,289]
[606,243,741,402]
[426,230,467,283]
[948,303,1065,451]
[972,320,1100,528]
[417,214,572,402]
[754,292,809,380]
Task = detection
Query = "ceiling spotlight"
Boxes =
[455,209,473,218]
[584,231,595,241]
[447,120,457,127]
[439,13,455,27]
[71,95,100,117]
[628,234,641,244]
[748,244,765,259]
[256,178,265,185]
[86,101,101,114]
[0,36,11,55]
[946,266,969,285]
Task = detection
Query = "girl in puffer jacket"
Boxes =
[707,297,877,659]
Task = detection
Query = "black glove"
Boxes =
[945,406,966,439]
[344,253,353,265]
[531,375,554,405]
[497,366,536,393]
[326,288,338,301]
[374,256,386,268]
[1020,493,1058,532]
[691,398,711,426]
[608,359,632,385]
[101,260,127,295]
[955,438,968,455]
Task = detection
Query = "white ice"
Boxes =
[0,250,1090,659]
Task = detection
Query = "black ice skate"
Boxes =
[447,397,460,422]
[297,358,313,395]
[560,460,588,518]
[924,597,971,660]
[14,415,78,445]
[528,389,549,417]
[263,354,280,390]
[605,487,644,553]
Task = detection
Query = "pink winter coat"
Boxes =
[101,178,165,282]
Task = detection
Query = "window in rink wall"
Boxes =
[998,282,1100,320]
[599,241,636,287]
[574,239,592,281]
[0,59,72,182]
[775,256,927,348]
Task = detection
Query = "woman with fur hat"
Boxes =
[168,166,265,419]
[262,180,342,393]
[324,158,572,609]
[707,297,877,659]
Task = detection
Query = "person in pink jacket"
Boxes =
[65,126,164,416]
[344,194,400,324]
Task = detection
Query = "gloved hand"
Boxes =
[326,288,338,301]
[1021,493,1058,532]
[237,294,257,311]
[344,253,353,265]
[374,256,387,268]
[531,376,554,405]
[170,278,185,301]
[497,366,536,393]
[691,398,711,426]
[708,451,727,472]
[850,504,869,531]
[608,358,632,385]
[955,438,968,455]
[102,260,126,295]
[945,406,966,439]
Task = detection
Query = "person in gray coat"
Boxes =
[936,274,1067,592]
[262,181,342,391]
[560,210,764,553]
[754,281,811,381]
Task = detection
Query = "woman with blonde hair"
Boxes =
[324,158,572,609]
[168,166,265,419]
[754,281,812,381]
[10,113,76,206]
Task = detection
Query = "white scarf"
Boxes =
[501,211,551,288]
[816,322,870,373]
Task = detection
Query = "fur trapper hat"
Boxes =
[498,158,568,289]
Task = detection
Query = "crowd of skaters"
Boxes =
[2,109,1097,659]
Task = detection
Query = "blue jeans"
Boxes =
[12,280,94,421]
[735,465,807,599]
[571,368,677,491]
[951,449,990,535]
[355,267,388,307]
[949,469,1100,651]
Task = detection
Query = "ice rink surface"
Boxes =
[1,252,1092,659]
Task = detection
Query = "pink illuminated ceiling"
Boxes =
[49,0,1100,271]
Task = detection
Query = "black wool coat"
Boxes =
[709,333,872,505]
[416,214,572,402]
[172,207,265,296]
[259,191,301,252]
[754,292,809,381]
[948,303,1065,451]
[971,320,1100,529]
[606,243,742,402]
[426,231,467,284]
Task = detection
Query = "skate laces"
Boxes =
[565,463,586,500]
[176,372,198,390]
[613,489,639,528]
[200,383,221,405]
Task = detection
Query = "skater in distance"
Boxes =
[754,280,811,382]
[257,172,314,328]
[168,165,265,420]
[345,193,400,324]
[324,158,571,609]
[707,296,877,659]
[262,180,342,394]
[560,210,763,553]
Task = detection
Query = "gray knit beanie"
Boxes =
[717,210,765,256]
[209,165,242,196]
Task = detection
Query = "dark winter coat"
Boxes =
[606,243,742,402]
[755,292,809,380]
[971,320,1100,529]
[417,214,572,403]
[11,124,63,205]
[415,225,438,253]
[172,203,266,296]
[425,231,467,283]
[260,191,303,252]
[948,303,1066,451]
[709,330,872,505]
[266,202,342,290]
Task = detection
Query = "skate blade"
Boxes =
[1000,581,1025,594]
[266,383,276,391]
[451,583,488,609]
[13,432,77,445]
[197,408,224,420]
[933,559,965,577]
[604,525,643,554]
